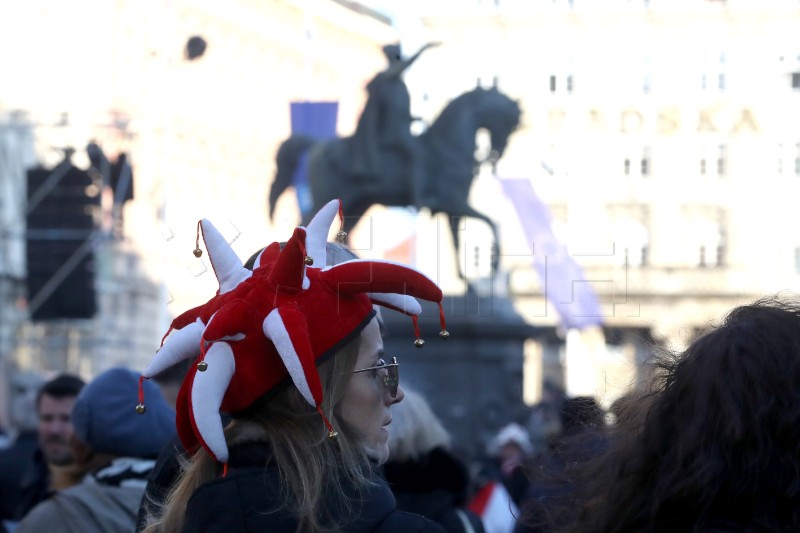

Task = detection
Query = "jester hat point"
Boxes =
[138,199,447,463]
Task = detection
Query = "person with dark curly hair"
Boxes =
[521,295,800,532]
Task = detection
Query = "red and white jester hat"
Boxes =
[137,199,448,465]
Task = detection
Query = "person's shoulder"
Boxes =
[183,468,294,533]
[13,498,64,533]
[372,509,447,533]
[185,465,282,520]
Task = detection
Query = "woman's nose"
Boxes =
[390,384,405,405]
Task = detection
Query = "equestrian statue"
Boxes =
[269,42,521,278]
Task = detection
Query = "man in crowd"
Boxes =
[15,367,175,533]
[15,374,85,520]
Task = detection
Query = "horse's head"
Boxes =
[475,87,521,162]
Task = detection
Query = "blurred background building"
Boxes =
[400,0,800,405]
[1,0,799,438]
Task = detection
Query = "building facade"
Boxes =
[409,0,800,405]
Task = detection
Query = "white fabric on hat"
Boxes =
[263,308,315,406]
[367,293,422,316]
[305,199,341,268]
[191,342,236,462]
[200,219,252,294]
[143,319,204,378]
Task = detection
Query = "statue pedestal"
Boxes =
[381,290,539,460]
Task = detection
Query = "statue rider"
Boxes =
[350,41,440,205]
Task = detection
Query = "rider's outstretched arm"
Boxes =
[384,41,441,79]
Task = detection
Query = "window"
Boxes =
[795,143,800,175]
[549,74,574,95]
[776,142,800,175]
[792,72,800,90]
[696,221,724,268]
[623,147,650,177]
[613,219,649,267]
[700,52,726,92]
[641,147,651,176]
[699,146,725,177]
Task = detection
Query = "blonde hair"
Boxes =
[143,333,371,533]
[387,388,451,462]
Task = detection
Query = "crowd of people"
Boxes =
[2,194,800,532]
[4,293,800,532]
[2,60,800,528]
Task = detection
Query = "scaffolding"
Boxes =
[0,112,163,432]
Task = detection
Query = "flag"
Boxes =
[468,481,518,533]
[289,101,338,216]
[499,177,603,329]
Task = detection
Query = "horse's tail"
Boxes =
[269,135,317,221]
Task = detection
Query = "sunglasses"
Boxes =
[352,357,399,398]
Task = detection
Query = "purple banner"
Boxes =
[499,178,604,329]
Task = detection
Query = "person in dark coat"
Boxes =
[0,431,36,518]
[140,200,448,532]
[383,389,485,533]
[514,397,607,533]
[485,421,535,509]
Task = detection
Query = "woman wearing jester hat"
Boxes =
[140,200,449,533]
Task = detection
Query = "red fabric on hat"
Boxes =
[275,306,322,405]
[176,367,200,455]
[320,260,442,302]
[147,206,446,462]
[258,241,281,268]
[268,228,307,292]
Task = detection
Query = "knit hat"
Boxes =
[139,199,447,464]
[73,367,175,458]
[487,422,533,457]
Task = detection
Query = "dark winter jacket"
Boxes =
[0,430,38,522]
[183,441,445,533]
[15,447,52,520]
[383,447,485,533]
[136,434,186,532]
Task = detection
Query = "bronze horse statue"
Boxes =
[269,86,521,277]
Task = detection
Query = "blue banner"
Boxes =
[289,102,338,215]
